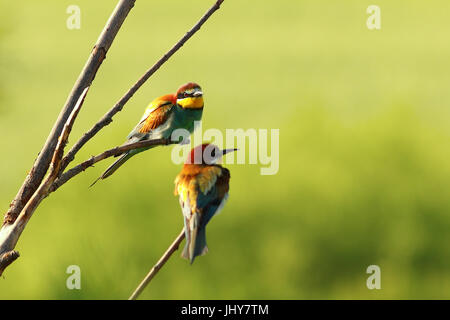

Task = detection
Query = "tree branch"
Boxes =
[129,229,186,300]
[49,137,178,193]
[3,0,136,226]
[58,0,225,175]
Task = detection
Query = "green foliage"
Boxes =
[0,0,449,299]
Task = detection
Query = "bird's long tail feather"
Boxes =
[90,152,133,187]
[182,213,208,264]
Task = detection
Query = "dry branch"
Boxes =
[129,229,186,300]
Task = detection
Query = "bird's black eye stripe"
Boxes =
[177,91,197,99]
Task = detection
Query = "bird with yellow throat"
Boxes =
[92,82,204,185]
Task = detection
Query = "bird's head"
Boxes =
[176,82,204,109]
[185,143,237,165]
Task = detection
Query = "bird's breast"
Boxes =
[174,107,203,133]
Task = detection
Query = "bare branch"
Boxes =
[3,0,136,226]
[59,0,225,175]
[129,229,186,300]
[49,137,178,193]
[0,251,20,275]
[52,87,90,168]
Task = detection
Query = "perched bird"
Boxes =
[92,82,204,185]
[174,144,236,263]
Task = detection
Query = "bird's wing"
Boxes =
[175,172,196,257]
[195,167,230,226]
[126,101,174,141]
[175,171,198,220]
[176,165,229,204]
[175,166,229,223]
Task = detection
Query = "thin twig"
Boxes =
[59,0,225,175]
[49,137,178,193]
[129,229,185,300]
[0,87,88,275]
[3,0,136,226]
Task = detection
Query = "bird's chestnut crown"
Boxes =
[176,82,204,109]
[185,143,237,165]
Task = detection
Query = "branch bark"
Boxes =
[3,0,136,226]
[49,137,178,193]
[129,229,186,300]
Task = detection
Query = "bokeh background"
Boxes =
[1,0,450,299]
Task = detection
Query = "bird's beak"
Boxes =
[193,91,203,97]
[222,148,238,156]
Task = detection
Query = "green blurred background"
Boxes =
[1,0,450,299]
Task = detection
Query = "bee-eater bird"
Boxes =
[174,144,237,264]
[92,82,204,185]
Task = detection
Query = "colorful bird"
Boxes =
[92,82,204,185]
[174,144,236,263]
